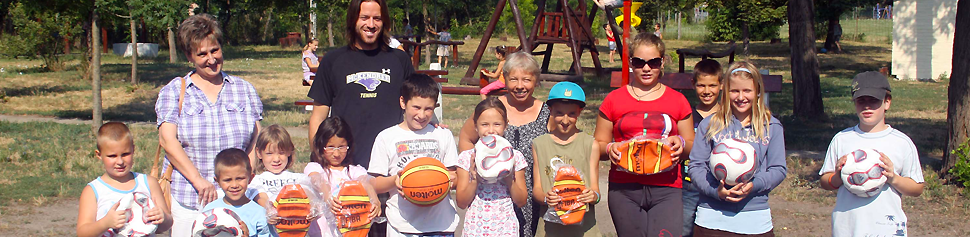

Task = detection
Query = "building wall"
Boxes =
[892,0,958,80]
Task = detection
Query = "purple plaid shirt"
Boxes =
[155,71,263,210]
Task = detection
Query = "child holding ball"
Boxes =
[77,122,173,237]
[818,71,924,236]
[455,97,530,236]
[687,62,787,236]
[533,82,601,237]
[305,116,381,237]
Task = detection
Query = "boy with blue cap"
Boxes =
[531,82,602,237]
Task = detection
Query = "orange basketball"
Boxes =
[616,139,674,175]
[399,157,450,206]
[274,184,312,237]
[551,165,587,225]
[337,181,372,237]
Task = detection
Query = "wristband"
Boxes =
[828,173,841,188]
[594,191,601,204]
[679,135,686,146]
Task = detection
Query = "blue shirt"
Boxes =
[203,199,272,237]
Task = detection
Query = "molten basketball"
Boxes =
[336,181,372,237]
[399,157,450,206]
[616,139,674,175]
[274,184,312,237]
[551,165,587,225]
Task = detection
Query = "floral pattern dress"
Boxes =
[457,149,529,237]
[505,103,550,237]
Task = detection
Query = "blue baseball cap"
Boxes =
[547,81,586,107]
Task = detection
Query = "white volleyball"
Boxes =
[475,135,515,183]
[191,208,246,237]
[113,192,158,237]
[709,139,758,186]
[840,149,887,198]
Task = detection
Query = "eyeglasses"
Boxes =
[631,57,663,69]
[323,146,350,153]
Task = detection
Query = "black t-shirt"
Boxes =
[308,46,414,168]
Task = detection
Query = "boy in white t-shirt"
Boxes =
[818,71,925,237]
[369,74,460,237]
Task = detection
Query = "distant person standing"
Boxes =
[429,25,452,68]
[653,23,663,39]
[403,18,414,41]
[833,22,843,53]
[604,24,617,63]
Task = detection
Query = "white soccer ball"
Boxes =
[475,135,515,183]
[113,192,158,237]
[191,208,247,237]
[840,149,887,197]
[709,139,758,186]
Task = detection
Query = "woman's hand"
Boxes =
[668,135,685,163]
[192,181,218,206]
[544,190,561,206]
[607,142,622,164]
[717,180,750,203]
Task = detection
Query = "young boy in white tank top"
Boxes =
[76,122,172,237]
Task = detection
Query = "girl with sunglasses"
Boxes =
[687,61,787,236]
[593,32,695,237]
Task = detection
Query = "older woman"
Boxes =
[458,51,549,237]
[155,14,263,236]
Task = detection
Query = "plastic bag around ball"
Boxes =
[542,157,588,226]
[614,133,675,175]
[266,180,328,237]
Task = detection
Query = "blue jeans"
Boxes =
[682,181,700,237]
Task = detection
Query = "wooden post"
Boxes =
[560,0,583,76]
[622,0,631,86]
[461,0,509,84]
[508,0,531,52]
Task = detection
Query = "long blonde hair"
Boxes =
[705,61,772,140]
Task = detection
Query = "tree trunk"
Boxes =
[943,0,970,180]
[824,18,838,52]
[130,16,138,84]
[327,8,335,47]
[788,0,825,119]
[741,21,749,55]
[262,8,274,44]
[422,0,431,67]
[168,27,177,63]
[677,11,681,40]
[92,9,102,130]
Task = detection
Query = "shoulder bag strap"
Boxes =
[150,77,187,179]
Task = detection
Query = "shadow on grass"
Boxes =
[1,84,89,97]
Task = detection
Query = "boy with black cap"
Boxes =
[818,71,925,236]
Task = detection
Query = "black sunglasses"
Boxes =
[631,57,663,69]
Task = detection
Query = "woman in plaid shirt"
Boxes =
[155,14,263,237]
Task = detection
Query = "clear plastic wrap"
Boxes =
[332,175,383,236]
[266,179,328,236]
[613,113,677,175]
[542,157,588,226]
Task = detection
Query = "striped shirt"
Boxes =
[155,71,263,210]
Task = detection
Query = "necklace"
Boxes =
[629,84,663,100]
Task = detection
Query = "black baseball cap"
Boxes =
[851,71,891,100]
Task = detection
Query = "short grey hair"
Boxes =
[502,51,541,79]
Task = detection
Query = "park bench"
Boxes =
[610,44,782,106]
